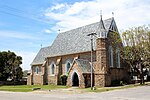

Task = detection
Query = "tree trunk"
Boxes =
[140,63,145,84]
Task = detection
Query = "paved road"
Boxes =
[0,86,150,100]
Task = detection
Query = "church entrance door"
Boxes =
[72,72,79,86]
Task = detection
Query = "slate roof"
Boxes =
[75,59,93,73]
[31,46,51,65]
[31,18,114,65]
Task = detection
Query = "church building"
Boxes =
[27,14,128,88]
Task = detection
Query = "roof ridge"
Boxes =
[59,18,113,34]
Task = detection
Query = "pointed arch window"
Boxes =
[109,46,113,67]
[51,64,55,74]
[36,66,39,74]
[66,60,71,74]
[50,62,55,75]
[116,48,120,68]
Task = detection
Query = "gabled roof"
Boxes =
[74,59,92,73]
[31,18,115,65]
[31,46,50,65]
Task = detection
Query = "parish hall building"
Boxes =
[27,15,128,88]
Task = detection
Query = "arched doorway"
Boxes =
[72,72,79,86]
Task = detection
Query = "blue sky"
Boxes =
[0,0,150,70]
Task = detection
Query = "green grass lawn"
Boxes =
[0,85,68,92]
[0,82,149,93]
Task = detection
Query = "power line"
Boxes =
[0,10,27,19]
[0,4,52,24]
[1,5,28,14]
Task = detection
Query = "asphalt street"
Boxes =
[0,86,150,100]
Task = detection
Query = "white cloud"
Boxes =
[44,29,51,33]
[16,51,36,70]
[0,30,39,40]
[50,3,66,11]
[45,0,150,32]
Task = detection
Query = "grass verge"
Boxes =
[0,82,149,93]
[0,85,68,92]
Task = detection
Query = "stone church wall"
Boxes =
[31,65,43,85]
[46,52,96,86]
[47,58,58,85]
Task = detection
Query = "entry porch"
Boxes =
[66,59,93,88]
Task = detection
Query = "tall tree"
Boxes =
[0,51,23,81]
[121,25,150,84]
[15,67,23,81]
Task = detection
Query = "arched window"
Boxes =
[36,66,39,74]
[50,62,55,75]
[65,60,71,74]
[51,64,55,75]
[109,46,113,67]
[116,48,120,68]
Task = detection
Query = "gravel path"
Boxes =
[0,86,150,100]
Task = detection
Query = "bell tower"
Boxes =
[94,12,110,87]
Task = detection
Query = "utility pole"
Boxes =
[87,33,97,90]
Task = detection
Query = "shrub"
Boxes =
[111,79,127,86]
[60,75,68,85]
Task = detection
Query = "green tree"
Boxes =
[0,51,23,81]
[121,25,150,84]
[15,67,23,81]
[0,51,12,81]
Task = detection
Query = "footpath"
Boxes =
[33,82,150,94]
